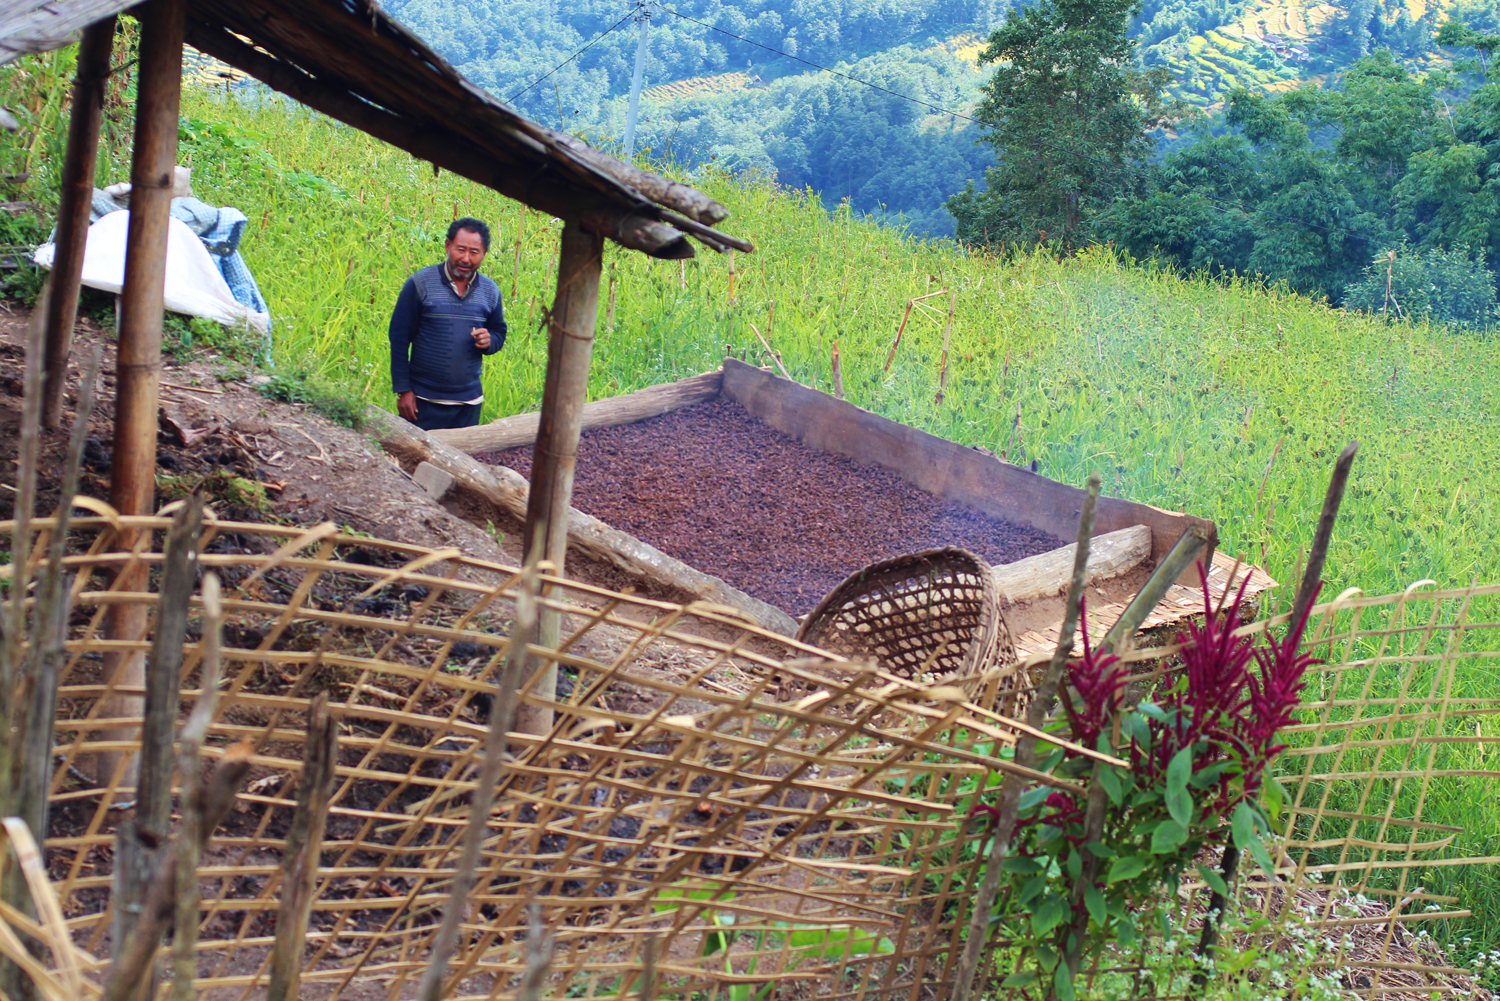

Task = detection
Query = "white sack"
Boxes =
[33,209,270,335]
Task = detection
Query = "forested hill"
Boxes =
[385,0,1500,236]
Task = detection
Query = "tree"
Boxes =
[946,0,1184,250]
[1344,241,1498,329]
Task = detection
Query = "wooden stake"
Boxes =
[748,323,792,381]
[935,288,956,405]
[831,339,844,400]
[727,249,736,303]
[170,572,223,1001]
[520,220,603,735]
[511,208,525,301]
[113,493,201,974]
[267,693,338,1001]
[101,0,184,805]
[767,297,775,342]
[884,299,915,373]
[41,15,115,428]
[100,745,253,1001]
[605,267,617,331]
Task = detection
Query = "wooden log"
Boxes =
[991,525,1150,608]
[430,369,723,454]
[549,132,728,224]
[367,408,799,637]
[719,359,1216,582]
[521,221,604,734]
[41,15,114,429]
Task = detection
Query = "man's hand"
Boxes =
[471,327,491,351]
[397,391,418,422]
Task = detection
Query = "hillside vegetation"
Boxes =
[381,0,1500,236]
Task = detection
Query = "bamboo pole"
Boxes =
[267,693,337,1001]
[99,0,184,802]
[831,339,845,400]
[519,220,603,735]
[953,475,1101,1001]
[41,16,115,429]
[415,560,537,1001]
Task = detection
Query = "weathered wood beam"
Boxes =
[184,21,706,260]
[431,369,723,454]
[41,14,114,428]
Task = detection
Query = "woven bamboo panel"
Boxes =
[795,547,1014,681]
[5,513,1497,1000]
[23,514,1030,1001]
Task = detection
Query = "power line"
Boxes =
[655,3,1387,254]
[508,12,636,104]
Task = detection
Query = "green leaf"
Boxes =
[1065,848,1083,880]
[1001,971,1039,988]
[1032,894,1068,936]
[1151,819,1188,854]
[1263,776,1287,824]
[1054,960,1077,1001]
[1231,800,1259,849]
[1002,856,1045,874]
[1196,863,1230,897]
[1107,855,1148,884]
[1165,747,1194,825]
[1084,883,1107,925]
[1248,833,1278,878]
[1098,765,1124,805]
[1019,873,1049,904]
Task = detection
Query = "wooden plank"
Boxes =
[432,369,723,455]
[368,408,800,637]
[719,359,1217,581]
[992,525,1151,608]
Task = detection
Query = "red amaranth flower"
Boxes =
[1242,582,1323,791]
[1065,599,1125,748]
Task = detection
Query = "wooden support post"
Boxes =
[103,0,184,959]
[41,15,115,429]
[99,0,183,787]
[520,220,603,736]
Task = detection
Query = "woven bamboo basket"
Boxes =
[795,547,1015,681]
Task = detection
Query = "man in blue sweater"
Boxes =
[389,217,507,430]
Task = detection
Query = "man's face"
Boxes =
[445,228,487,280]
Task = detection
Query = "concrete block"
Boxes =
[413,461,455,501]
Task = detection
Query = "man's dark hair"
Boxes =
[447,217,491,250]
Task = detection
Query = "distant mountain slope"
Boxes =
[382,0,1487,235]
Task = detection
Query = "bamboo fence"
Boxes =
[1,512,1496,1000]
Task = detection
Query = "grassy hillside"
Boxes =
[164,85,1500,604]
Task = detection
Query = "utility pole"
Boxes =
[622,0,650,160]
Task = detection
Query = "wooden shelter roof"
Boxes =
[1,0,750,259]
